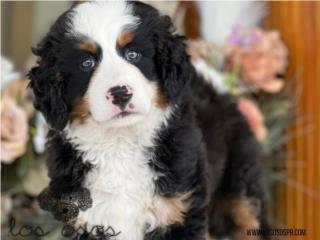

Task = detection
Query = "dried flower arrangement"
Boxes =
[188,27,290,143]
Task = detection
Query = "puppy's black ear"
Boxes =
[155,16,194,102]
[28,10,73,130]
[28,40,68,130]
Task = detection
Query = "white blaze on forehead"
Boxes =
[71,1,138,45]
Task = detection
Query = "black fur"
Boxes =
[133,4,191,102]
[28,10,102,130]
[29,2,268,240]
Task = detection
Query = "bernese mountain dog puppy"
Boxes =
[28,1,268,240]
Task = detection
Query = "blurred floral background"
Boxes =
[1,1,319,240]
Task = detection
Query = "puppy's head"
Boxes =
[28,1,192,131]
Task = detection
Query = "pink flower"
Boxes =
[1,94,28,164]
[239,51,285,92]
[226,28,288,93]
[237,98,267,141]
[1,79,32,164]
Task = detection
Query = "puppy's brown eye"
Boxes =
[125,50,141,62]
[80,58,95,71]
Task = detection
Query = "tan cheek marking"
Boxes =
[117,30,134,47]
[151,82,168,109]
[149,192,192,230]
[69,98,90,124]
[78,41,97,54]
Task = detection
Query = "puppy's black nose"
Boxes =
[108,85,133,110]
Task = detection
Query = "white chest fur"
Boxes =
[79,138,155,240]
[65,110,170,240]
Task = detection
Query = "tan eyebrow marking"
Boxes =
[77,41,97,54]
[117,30,134,47]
